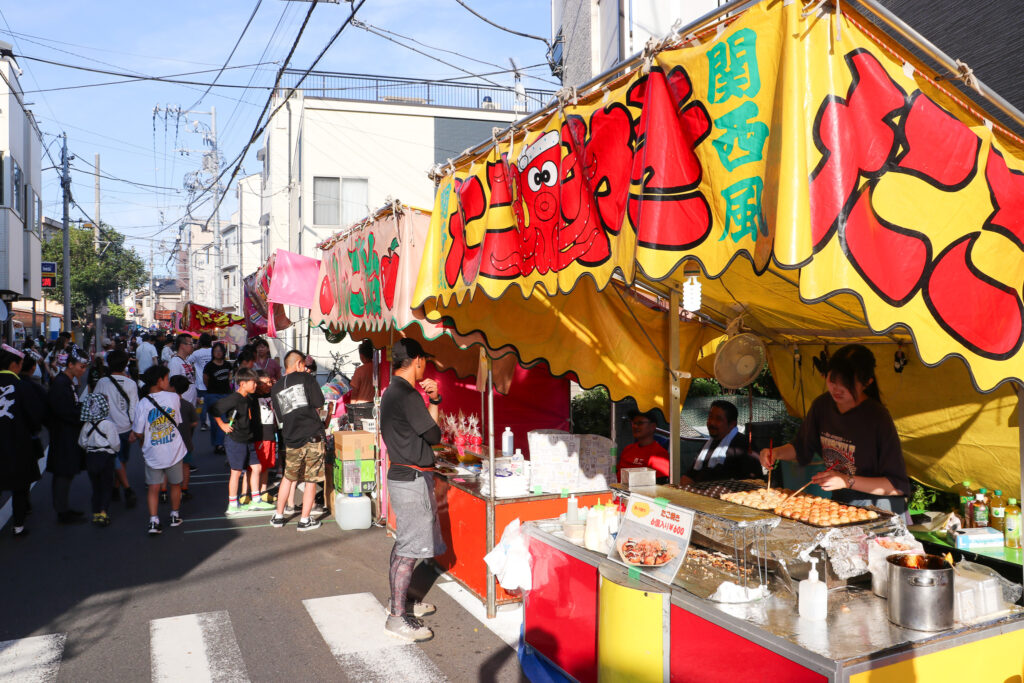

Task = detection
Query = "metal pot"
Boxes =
[886,553,954,631]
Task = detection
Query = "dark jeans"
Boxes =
[86,451,116,514]
[51,474,73,514]
[205,393,227,446]
[9,487,30,527]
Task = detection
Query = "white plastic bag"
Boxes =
[868,534,925,597]
[484,518,533,592]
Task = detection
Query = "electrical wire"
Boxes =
[70,160,183,192]
[451,0,551,47]
[11,55,280,92]
[185,0,264,111]
[0,27,225,68]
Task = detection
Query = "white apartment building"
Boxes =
[0,43,42,340]
[551,0,726,87]
[219,174,263,313]
[256,70,552,371]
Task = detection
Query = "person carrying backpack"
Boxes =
[78,393,120,527]
[132,366,187,535]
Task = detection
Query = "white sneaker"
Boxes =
[385,614,433,642]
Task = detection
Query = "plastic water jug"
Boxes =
[336,493,372,530]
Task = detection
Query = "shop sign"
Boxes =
[608,493,694,584]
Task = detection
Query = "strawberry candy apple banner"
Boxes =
[413,0,1024,391]
[312,206,444,338]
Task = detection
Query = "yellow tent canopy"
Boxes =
[412,0,1024,493]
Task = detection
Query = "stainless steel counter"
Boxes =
[436,471,611,505]
[524,519,1024,677]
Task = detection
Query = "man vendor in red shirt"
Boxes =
[617,409,670,482]
[681,400,761,484]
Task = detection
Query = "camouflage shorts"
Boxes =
[284,440,326,483]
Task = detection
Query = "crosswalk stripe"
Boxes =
[0,633,65,682]
[150,611,248,683]
[304,594,447,682]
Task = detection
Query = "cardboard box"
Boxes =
[337,459,377,494]
[334,430,377,461]
[620,467,656,489]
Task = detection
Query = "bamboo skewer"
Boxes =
[776,480,814,509]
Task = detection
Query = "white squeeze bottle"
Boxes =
[502,427,514,456]
[799,557,828,621]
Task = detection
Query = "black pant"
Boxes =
[86,451,115,514]
[9,487,30,527]
[51,474,73,514]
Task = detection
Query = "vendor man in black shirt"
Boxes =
[380,338,443,643]
[680,400,761,484]
[270,350,327,531]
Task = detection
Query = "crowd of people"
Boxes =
[0,329,329,538]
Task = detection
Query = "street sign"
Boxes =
[41,261,56,289]
[128,306,137,315]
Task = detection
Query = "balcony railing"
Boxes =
[278,69,554,113]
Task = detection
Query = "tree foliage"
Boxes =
[41,224,148,325]
[571,386,611,437]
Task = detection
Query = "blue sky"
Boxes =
[2,0,555,274]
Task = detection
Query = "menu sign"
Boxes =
[608,493,694,584]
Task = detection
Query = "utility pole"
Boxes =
[94,153,102,355]
[211,106,222,310]
[61,133,72,335]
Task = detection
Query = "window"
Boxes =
[341,177,368,228]
[34,192,41,234]
[11,159,23,216]
[313,176,339,225]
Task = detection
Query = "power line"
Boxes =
[9,53,280,91]
[193,0,367,225]
[0,27,225,68]
[185,0,264,111]
[451,0,550,46]
[69,160,183,192]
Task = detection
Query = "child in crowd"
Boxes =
[132,366,187,535]
[254,370,279,504]
[169,375,199,501]
[213,367,273,514]
[78,393,120,527]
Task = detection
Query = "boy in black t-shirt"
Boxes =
[212,368,274,515]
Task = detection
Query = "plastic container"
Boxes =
[1005,499,1022,549]
[971,493,989,528]
[990,490,1007,532]
[335,493,371,530]
[501,427,514,456]
[798,556,828,621]
[954,481,975,519]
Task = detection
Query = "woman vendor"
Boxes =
[757,344,910,515]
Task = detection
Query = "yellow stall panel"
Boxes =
[598,576,666,683]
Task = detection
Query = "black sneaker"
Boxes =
[181,489,194,501]
[385,614,433,642]
[296,518,322,532]
[270,514,286,528]
[169,515,183,528]
[111,488,121,502]
[125,488,138,509]
[159,491,168,504]
[148,520,163,535]
[188,464,198,473]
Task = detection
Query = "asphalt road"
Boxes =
[0,424,526,682]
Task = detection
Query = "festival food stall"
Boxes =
[311,202,613,614]
[407,0,1024,676]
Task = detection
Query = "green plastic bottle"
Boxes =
[990,490,1007,533]
[1005,499,1022,550]
[954,481,975,521]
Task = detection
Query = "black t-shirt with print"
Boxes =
[270,371,325,447]
[212,391,259,444]
[204,361,234,394]
[380,376,441,482]
[794,393,910,510]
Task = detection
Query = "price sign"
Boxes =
[607,493,694,584]
[41,262,56,289]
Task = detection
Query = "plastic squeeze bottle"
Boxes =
[972,493,989,528]
[1005,499,1022,549]
[798,557,828,621]
[990,490,1007,533]
[502,427,514,456]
